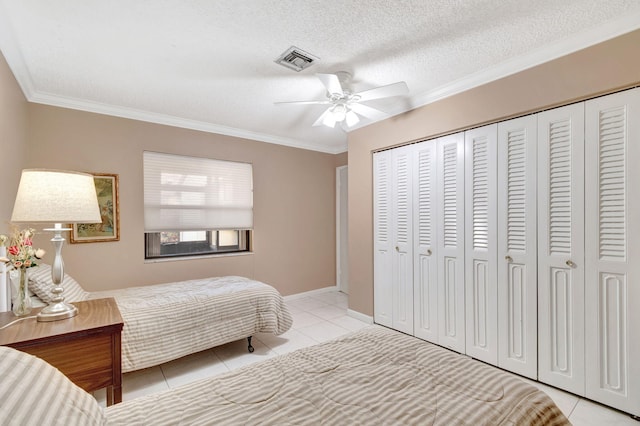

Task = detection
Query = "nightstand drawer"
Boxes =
[14,333,116,392]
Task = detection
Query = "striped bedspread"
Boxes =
[0,346,107,426]
[105,326,570,425]
[90,276,292,373]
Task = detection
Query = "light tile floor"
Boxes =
[96,289,638,425]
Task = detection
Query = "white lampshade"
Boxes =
[11,169,101,223]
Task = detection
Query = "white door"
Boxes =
[413,140,439,343]
[497,115,538,379]
[537,103,585,395]
[464,124,498,365]
[373,151,393,327]
[391,145,414,334]
[437,132,466,353]
[584,88,640,416]
[336,166,349,294]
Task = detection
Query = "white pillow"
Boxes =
[28,264,89,303]
[0,346,106,425]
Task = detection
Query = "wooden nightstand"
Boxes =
[0,297,124,406]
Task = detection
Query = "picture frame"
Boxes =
[70,173,120,243]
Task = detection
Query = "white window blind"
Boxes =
[144,151,253,232]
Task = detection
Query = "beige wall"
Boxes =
[347,29,640,316]
[334,151,347,168]
[20,105,341,295]
[0,52,28,236]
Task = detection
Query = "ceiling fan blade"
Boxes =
[349,103,389,121]
[316,73,344,96]
[274,100,332,105]
[355,81,408,102]
[312,108,336,128]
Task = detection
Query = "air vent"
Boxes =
[274,46,319,72]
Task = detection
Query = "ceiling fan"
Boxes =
[275,71,409,129]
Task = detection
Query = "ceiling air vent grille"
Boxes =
[274,46,318,72]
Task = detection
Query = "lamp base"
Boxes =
[37,301,78,322]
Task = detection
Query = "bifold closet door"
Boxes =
[413,141,439,343]
[372,147,414,335]
[464,124,498,365]
[437,133,466,353]
[390,146,414,335]
[373,150,393,328]
[497,115,538,380]
[584,88,640,416]
[537,102,585,395]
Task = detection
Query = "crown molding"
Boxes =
[0,3,37,98]
[27,91,345,154]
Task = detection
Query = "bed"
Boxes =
[26,264,293,372]
[0,326,569,426]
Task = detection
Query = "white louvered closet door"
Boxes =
[464,124,498,365]
[537,103,585,395]
[437,132,466,353]
[497,115,538,379]
[390,145,414,335]
[413,140,439,343]
[584,88,640,416]
[373,150,393,328]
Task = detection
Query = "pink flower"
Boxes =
[8,246,19,256]
[23,237,33,246]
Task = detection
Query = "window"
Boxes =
[145,230,251,259]
[143,152,253,259]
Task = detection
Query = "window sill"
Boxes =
[144,251,254,264]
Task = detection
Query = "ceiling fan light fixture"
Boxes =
[276,72,408,130]
[331,104,348,122]
[322,112,337,128]
[345,110,360,127]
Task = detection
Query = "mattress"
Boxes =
[89,276,292,373]
[105,326,569,425]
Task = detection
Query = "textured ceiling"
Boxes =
[1,1,639,153]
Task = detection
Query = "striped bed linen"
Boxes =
[0,347,106,426]
[88,276,292,373]
[105,326,570,426]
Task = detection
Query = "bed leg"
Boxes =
[247,336,254,353]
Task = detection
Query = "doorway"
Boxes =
[336,165,349,294]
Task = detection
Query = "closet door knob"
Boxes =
[566,260,575,268]
[505,255,513,262]
[426,249,432,256]
[395,246,399,252]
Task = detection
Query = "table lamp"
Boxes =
[11,169,101,321]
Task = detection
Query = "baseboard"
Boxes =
[284,285,338,301]
[347,309,373,324]
[283,287,374,325]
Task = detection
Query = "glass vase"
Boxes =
[11,268,32,317]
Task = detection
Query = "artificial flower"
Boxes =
[1,227,45,270]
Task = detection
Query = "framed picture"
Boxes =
[70,173,120,243]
